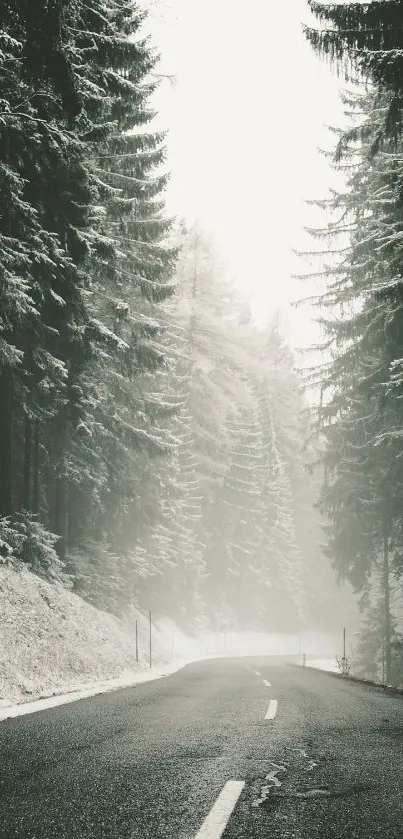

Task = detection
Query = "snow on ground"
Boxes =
[0,661,191,721]
[0,566,190,711]
[305,658,340,673]
[0,566,339,719]
[210,630,337,659]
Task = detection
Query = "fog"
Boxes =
[143,0,347,344]
[2,4,403,836]
[2,0,399,707]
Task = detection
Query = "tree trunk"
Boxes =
[0,128,14,516]
[383,520,392,684]
[0,370,14,516]
[50,413,68,561]
[67,481,74,551]
[23,413,32,510]
[32,420,40,514]
[54,474,67,562]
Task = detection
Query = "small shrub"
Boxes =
[336,654,351,676]
[0,512,65,583]
[0,517,22,566]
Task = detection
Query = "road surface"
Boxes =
[1,657,403,838]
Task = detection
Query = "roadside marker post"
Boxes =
[341,626,348,675]
[135,619,138,664]
[149,609,152,669]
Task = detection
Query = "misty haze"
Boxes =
[0,1,403,838]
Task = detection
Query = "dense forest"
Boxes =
[304,0,403,681]
[9,0,403,675]
[0,0,345,639]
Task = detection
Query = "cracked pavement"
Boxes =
[1,657,402,838]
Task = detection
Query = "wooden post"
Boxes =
[383,521,392,684]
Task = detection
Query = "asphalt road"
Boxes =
[1,657,403,839]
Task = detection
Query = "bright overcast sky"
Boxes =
[142,0,347,348]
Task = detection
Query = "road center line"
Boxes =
[263,679,271,687]
[265,699,278,720]
[254,670,261,676]
[194,781,245,839]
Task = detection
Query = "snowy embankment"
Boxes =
[304,658,339,673]
[0,566,190,712]
[0,566,340,717]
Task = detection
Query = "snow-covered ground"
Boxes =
[209,630,338,660]
[0,567,192,711]
[0,566,339,719]
[305,657,339,673]
[0,661,192,721]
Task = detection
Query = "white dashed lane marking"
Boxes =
[265,699,278,720]
[194,781,245,839]
[263,679,271,687]
[254,670,261,676]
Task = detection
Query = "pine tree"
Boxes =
[53,0,177,564]
[298,81,403,680]
[0,1,177,596]
[255,328,308,630]
[202,381,266,627]
[0,9,92,525]
[306,1,403,138]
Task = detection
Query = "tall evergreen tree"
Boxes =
[0,1,176,593]
[299,80,403,679]
[306,0,403,138]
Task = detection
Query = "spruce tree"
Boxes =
[299,83,403,680]
[306,0,403,138]
[0,0,177,591]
